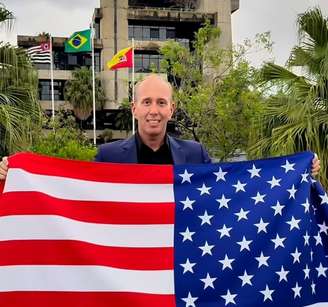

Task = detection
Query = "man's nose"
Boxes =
[149,102,159,114]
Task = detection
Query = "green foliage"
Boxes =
[31,112,96,161]
[0,4,42,157]
[160,21,267,160]
[115,98,132,136]
[64,67,106,120]
[250,7,328,188]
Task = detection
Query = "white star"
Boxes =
[291,247,302,263]
[271,234,286,249]
[303,264,310,279]
[319,192,328,205]
[314,232,323,246]
[200,273,217,289]
[292,282,302,298]
[301,198,310,213]
[238,270,254,286]
[234,208,249,221]
[271,201,285,216]
[318,221,328,235]
[267,176,281,188]
[281,159,295,173]
[197,183,212,195]
[303,231,310,246]
[199,241,215,256]
[179,227,195,242]
[310,249,314,262]
[254,218,269,233]
[180,196,195,210]
[316,262,328,277]
[276,265,289,282]
[232,180,247,192]
[301,171,309,183]
[221,289,237,306]
[179,169,193,183]
[216,194,231,209]
[287,184,297,199]
[247,164,261,178]
[219,254,235,270]
[198,210,213,226]
[213,167,227,182]
[180,258,196,274]
[237,236,252,252]
[255,252,270,268]
[286,216,301,230]
[260,284,274,302]
[311,281,316,294]
[251,192,266,204]
[217,224,233,238]
[181,292,198,307]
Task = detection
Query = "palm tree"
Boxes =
[250,7,328,187]
[0,4,41,156]
[115,99,132,136]
[64,67,106,121]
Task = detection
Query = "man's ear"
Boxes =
[171,101,176,116]
[131,102,136,116]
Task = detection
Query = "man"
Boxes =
[0,74,321,177]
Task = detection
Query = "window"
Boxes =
[39,80,66,101]
[150,27,159,40]
[166,27,175,39]
[134,53,163,72]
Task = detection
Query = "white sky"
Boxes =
[1,0,328,66]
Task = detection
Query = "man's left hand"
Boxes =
[312,154,320,176]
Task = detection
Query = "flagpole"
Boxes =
[91,25,97,146]
[132,38,135,135]
[49,35,55,121]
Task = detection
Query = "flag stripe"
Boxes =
[5,169,174,203]
[0,265,174,294]
[0,215,173,247]
[0,192,175,224]
[0,292,176,307]
[8,153,173,183]
[0,240,173,270]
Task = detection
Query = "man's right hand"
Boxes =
[0,157,8,180]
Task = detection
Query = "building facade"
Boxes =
[17,0,239,140]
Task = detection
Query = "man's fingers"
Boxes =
[0,157,9,180]
[311,156,320,177]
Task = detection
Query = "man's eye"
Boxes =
[159,100,168,106]
[143,100,151,105]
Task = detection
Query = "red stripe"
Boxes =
[0,240,173,270]
[8,152,174,184]
[0,192,175,224]
[0,292,176,307]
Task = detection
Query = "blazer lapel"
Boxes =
[168,135,186,165]
[120,135,138,163]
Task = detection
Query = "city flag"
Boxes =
[107,47,133,70]
[0,151,327,307]
[26,42,51,64]
[65,29,91,53]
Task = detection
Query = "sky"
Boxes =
[1,0,328,67]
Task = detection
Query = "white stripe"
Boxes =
[0,265,174,294]
[304,304,328,307]
[0,215,173,247]
[5,168,174,203]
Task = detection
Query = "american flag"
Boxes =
[26,42,51,64]
[0,151,327,307]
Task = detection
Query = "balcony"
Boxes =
[128,0,199,10]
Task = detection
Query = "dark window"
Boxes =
[134,52,163,73]
[134,26,143,40]
[68,54,77,65]
[143,27,150,40]
[94,21,100,39]
[166,27,175,39]
[128,25,133,39]
[150,27,159,40]
[38,79,66,101]
[159,27,166,40]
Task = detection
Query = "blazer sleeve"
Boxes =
[200,144,212,164]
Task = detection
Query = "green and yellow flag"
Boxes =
[65,29,91,53]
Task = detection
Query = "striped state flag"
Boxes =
[26,42,51,64]
[0,152,328,307]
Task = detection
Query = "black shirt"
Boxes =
[135,133,174,165]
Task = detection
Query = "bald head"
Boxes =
[133,74,173,103]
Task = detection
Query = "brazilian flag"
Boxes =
[65,29,91,53]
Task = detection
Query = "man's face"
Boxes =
[132,77,175,139]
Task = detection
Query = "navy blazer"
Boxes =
[95,135,211,164]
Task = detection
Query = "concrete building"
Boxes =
[17,0,239,141]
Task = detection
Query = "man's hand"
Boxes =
[0,157,8,180]
[312,154,320,176]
